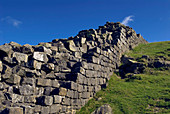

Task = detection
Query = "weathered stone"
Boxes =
[10,94,24,103]
[22,77,35,86]
[4,107,23,114]
[33,52,48,62]
[23,106,34,114]
[3,56,18,65]
[0,61,3,72]
[13,52,28,63]
[19,85,34,95]
[5,74,21,84]
[43,96,53,106]
[2,65,12,79]
[37,78,52,87]
[41,106,50,114]
[50,104,61,113]
[80,44,87,53]
[53,95,62,104]
[0,45,13,57]
[22,44,34,54]
[91,104,112,114]
[52,80,60,88]
[62,97,70,105]
[59,87,67,96]
[41,63,54,72]
[35,46,52,55]
[67,40,78,52]
[82,92,90,99]
[24,96,36,103]
[29,60,42,70]
[34,105,41,112]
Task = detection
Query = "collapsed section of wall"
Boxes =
[0,22,147,114]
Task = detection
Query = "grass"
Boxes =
[126,41,170,60]
[77,41,170,114]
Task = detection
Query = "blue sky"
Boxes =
[0,0,170,45]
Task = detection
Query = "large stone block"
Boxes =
[33,52,48,62]
[13,52,28,63]
[4,107,23,114]
[37,78,52,87]
[43,96,53,106]
[19,85,34,96]
[0,45,13,57]
[81,92,90,99]
[59,87,67,96]
[22,44,34,54]
[5,74,21,84]
[22,77,35,86]
[50,104,61,113]
[24,96,36,103]
[53,95,62,104]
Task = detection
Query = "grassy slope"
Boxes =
[77,41,170,114]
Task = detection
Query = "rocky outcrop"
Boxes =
[0,22,147,114]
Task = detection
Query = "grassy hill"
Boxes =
[77,41,170,114]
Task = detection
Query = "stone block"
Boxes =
[34,105,41,112]
[77,84,83,92]
[50,104,61,113]
[43,96,53,106]
[29,60,42,70]
[13,52,28,63]
[52,80,60,88]
[0,45,12,57]
[33,52,48,63]
[19,85,34,95]
[4,107,23,114]
[5,74,21,84]
[23,106,34,114]
[80,44,87,53]
[24,96,36,103]
[53,95,62,104]
[41,63,55,72]
[22,44,34,54]
[22,77,35,86]
[37,78,52,87]
[59,87,67,96]
[82,92,90,99]
[76,73,85,84]
[62,97,71,105]
[66,89,73,98]
[41,106,50,114]
[10,94,24,103]
[0,61,2,72]
[67,40,78,52]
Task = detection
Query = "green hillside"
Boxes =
[77,41,170,114]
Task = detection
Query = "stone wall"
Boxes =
[0,22,147,114]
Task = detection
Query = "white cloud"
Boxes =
[121,15,134,26]
[1,16,22,27]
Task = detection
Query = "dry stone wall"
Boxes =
[0,22,147,114]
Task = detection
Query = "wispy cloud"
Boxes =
[1,16,22,27]
[121,15,134,26]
